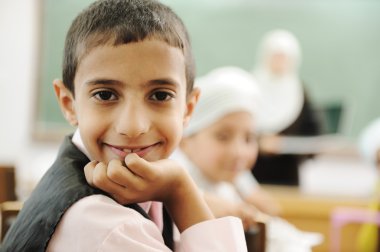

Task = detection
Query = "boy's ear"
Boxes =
[53,79,78,126]
[183,87,200,127]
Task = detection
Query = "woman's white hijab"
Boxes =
[253,29,304,134]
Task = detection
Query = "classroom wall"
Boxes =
[33,0,380,140]
[166,1,380,138]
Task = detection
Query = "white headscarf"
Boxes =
[184,66,260,137]
[253,29,304,134]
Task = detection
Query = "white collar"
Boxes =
[72,129,91,159]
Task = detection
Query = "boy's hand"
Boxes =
[84,153,214,232]
[84,153,181,204]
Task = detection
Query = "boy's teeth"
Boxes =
[132,148,144,153]
[123,149,132,153]
[123,148,143,153]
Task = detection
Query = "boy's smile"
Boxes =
[55,39,198,163]
[106,142,161,159]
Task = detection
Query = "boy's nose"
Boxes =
[115,103,150,138]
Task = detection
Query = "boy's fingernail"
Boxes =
[125,153,132,160]
[124,153,138,162]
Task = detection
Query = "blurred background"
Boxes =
[1,0,380,159]
[1,0,380,251]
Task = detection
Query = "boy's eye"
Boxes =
[150,91,174,101]
[93,90,117,101]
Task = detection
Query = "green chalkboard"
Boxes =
[34,0,380,140]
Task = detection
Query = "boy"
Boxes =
[1,0,246,251]
[86,66,322,251]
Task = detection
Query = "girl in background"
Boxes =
[172,66,280,219]
[171,66,322,251]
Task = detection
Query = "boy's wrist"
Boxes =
[164,168,214,232]
[163,167,194,207]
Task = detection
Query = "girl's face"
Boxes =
[181,111,258,183]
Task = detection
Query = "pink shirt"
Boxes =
[47,195,247,251]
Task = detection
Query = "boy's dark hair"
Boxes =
[63,0,195,96]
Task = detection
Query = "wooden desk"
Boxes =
[0,165,16,203]
[263,185,371,252]
[0,201,23,241]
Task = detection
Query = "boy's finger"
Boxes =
[84,160,98,186]
[107,159,140,187]
[106,160,127,185]
[92,162,128,195]
[124,153,155,179]
[92,162,108,188]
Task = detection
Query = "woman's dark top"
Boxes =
[252,90,321,185]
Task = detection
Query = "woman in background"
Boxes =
[251,29,321,185]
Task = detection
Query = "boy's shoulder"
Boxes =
[0,135,97,251]
[1,134,151,251]
[47,195,155,250]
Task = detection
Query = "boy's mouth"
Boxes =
[106,143,160,158]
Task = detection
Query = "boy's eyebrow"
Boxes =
[85,78,181,88]
[146,78,180,88]
[85,79,121,86]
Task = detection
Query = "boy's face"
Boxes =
[55,39,198,163]
[181,111,258,183]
